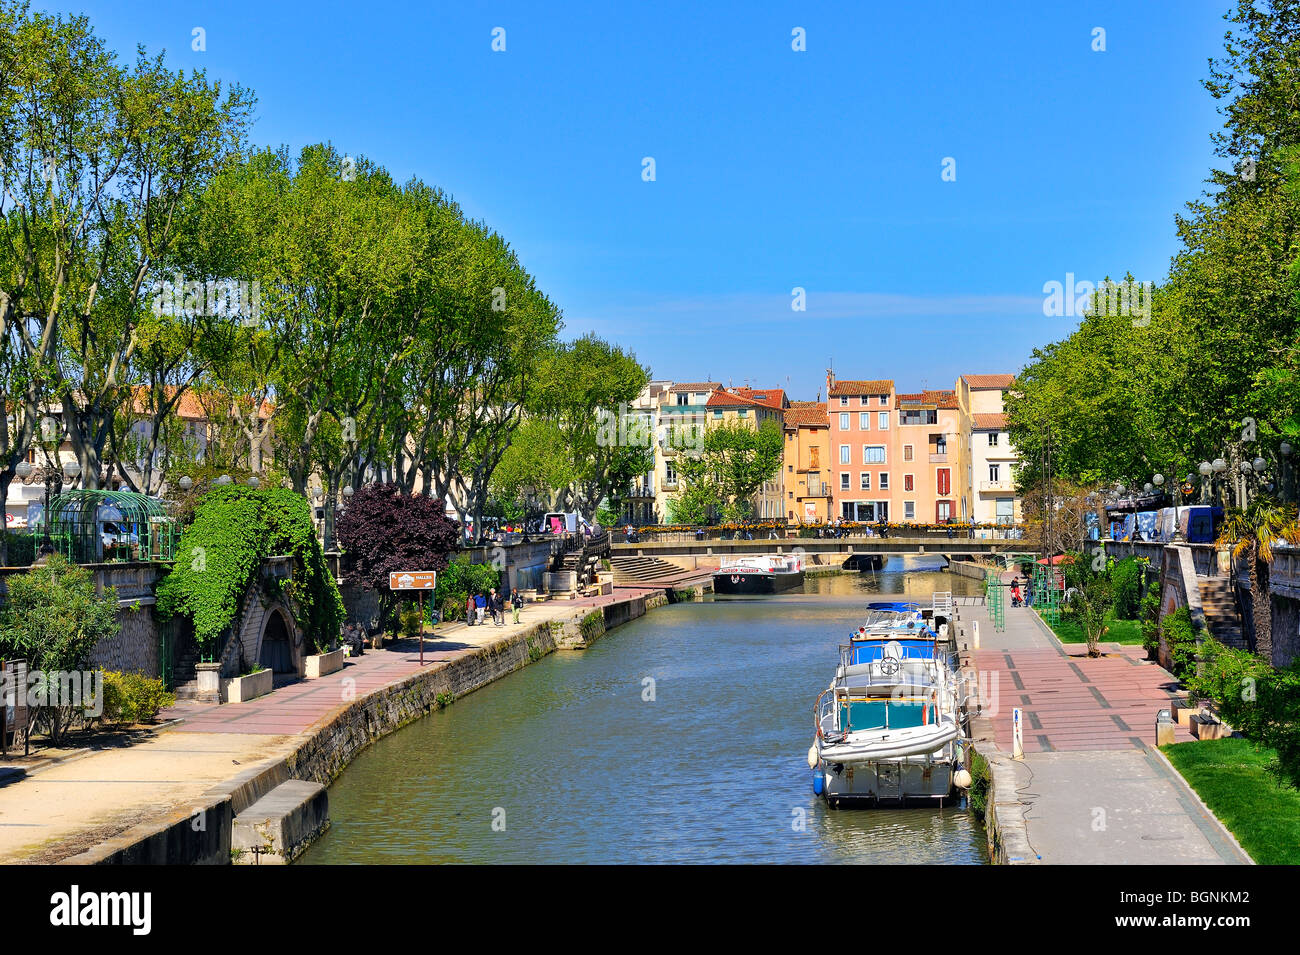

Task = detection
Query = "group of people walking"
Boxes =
[465,587,523,627]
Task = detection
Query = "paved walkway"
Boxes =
[0,587,661,862]
[964,592,1250,864]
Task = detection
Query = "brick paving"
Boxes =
[162,586,662,736]
[964,582,1248,864]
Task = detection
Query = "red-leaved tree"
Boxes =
[336,483,461,634]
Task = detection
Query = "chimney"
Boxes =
[826,367,834,395]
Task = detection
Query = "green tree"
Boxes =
[0,554,119,745]
[1063,553,1114,658]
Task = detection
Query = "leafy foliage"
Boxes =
[1007,3,1300,497]
[1062,553,1113,657]
[433,558,502,622]
[101,671,175,725]
[0,554,120,744]
[670,419,784,523]
[0,554,118,671]
[1109,556,1145,620]
[1188,637,1300,788]
[156,486,343,654]
[335,483,461,631]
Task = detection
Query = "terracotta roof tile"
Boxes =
[962,374,1015,390]
[972,412,1007,430]
[828,379,893,397]
[731,387,787,410]
[669,381,721,393]
[785,406,830,427]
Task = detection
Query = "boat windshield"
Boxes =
[838,697,932,731]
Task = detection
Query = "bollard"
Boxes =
[1012,706,1024,760]
[972,620,980,649]
[1155,708,1175,747]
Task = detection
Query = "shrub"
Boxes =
[1187,639,1300,788]
[1,532,39,567]
[0,555,120,744]
[1139,576,1162,659]
[1110,557,1144,619]
[399,604,424,639]
[1161,606,1200,678]
[101,671,175,725]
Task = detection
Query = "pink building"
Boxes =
[825,372,967,524]
[826,374,896,522]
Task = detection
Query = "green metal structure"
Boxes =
[1031,564,1062,627]
[985,575,1005,631]
[46,490,178,564]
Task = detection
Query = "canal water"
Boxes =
[300,559,989,864]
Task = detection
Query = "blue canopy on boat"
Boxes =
[867,601,921,611]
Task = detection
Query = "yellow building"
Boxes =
[782,401,832,522]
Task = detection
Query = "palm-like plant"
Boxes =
[1216,497,1300,663]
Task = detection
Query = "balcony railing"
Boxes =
[929,452,948,463]
[979,480,1013,492]
[801,482,831,497]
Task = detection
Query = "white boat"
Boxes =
[808,602,968,806]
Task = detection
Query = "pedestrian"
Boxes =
[1011,582,1022,607]
[511,587,522,624]
[489,588,502,626]
[475,592,486,625]
[466,594,476,626]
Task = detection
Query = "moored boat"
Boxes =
[808,601,969,806]
[712,554,805,595]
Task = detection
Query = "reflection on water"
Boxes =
[299,561,988,864]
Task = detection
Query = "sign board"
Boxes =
[1012,706,1024,760]
[389,571,436,591]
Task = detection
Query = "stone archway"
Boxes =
[258,608,295,674]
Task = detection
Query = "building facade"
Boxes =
[959,374,1021,527]
[825,375,897,522]
[782,401,832,522]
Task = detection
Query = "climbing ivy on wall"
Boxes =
[156,486,344,654]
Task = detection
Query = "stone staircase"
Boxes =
[611,555,687,583]
[1198,577,1250,650]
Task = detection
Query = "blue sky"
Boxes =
[65,0,1229,398]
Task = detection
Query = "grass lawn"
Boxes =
[1048,611,1144,644]
[1162,738,1300,865]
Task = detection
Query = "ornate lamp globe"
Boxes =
[1212,458,1227,473]
[1283,442,1293,457]
[1253,457,1267,472]
[1199,461,1213,476]
[178,476,193,491]
[15,461,31,478]
[1143,483,1154,493]
[342,485,353,498]
[1116,484,1126,495]
[1153,474,1164,486]
[1239,460,1252,474]
[62,460,81,479]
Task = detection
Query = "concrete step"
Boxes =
[231,779,329,865]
